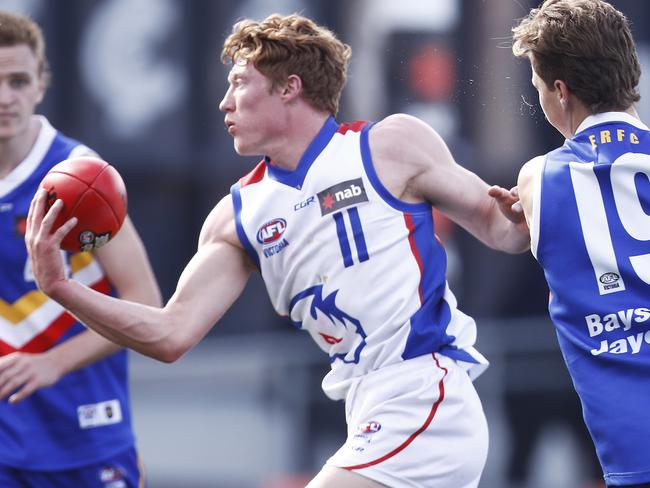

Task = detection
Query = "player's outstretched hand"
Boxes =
[0,352,62,404]
[488,185,527,227]
[25,189,78,296]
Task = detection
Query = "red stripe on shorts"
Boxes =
[343,353,448,471]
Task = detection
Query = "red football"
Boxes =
[40,156,128,252]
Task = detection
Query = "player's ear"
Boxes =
[554,79,570,109]
[281,74,302,102]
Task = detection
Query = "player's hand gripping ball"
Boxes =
[40,157,127,252]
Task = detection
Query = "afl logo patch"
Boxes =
[257,218,287,244]
[599,272,620,285]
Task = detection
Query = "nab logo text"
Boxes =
[257,218,287,244]
[318,178,368,215]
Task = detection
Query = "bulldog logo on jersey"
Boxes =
[289,284,366,364]
[318,178,368,216]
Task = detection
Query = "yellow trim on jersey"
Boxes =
[0,252,94,324]
[0,291,48,324]
[69,251,94,274]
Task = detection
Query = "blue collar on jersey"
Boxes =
[263,116,339,189]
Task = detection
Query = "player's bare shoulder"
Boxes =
[518,155,544,190]
[198,195,242,250]
[517,155,545,224]
[368,113,454,203]
[370,114,429,166]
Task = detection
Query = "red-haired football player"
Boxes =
[27,13,528,488]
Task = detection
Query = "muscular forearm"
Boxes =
[51,278,181,362]
[484,201,531,254]
[45,288,161,376]
[491,222,531,254]
[450,196,530,253]
[47,264,163,373]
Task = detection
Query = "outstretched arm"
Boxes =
[26,190,253,362]
[0,216,162,403]
[368,114,530,253]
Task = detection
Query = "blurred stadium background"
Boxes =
[4,0,649,486]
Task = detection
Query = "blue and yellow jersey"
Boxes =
[0,116,134,470]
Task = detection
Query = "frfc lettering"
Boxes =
[585,307,650,356]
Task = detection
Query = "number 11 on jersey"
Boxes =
[333,207,369,268]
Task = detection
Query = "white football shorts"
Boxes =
[326,353,488,488]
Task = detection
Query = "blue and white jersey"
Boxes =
[0,116,134,470]
[232,117,487,400]
[532,112,650,486]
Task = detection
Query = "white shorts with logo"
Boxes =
[326,353,488,488]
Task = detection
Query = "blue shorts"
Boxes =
[0,446,145,488]
[608,484,650,488]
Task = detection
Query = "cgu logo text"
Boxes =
[257,218,287,244]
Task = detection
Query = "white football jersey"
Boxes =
[231,117,487,400]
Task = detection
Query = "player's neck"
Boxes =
[568,105,641,138]
[266,110,331,171]
[566,103,591,138]
[0,117,41,178]
[623,105,640,120]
